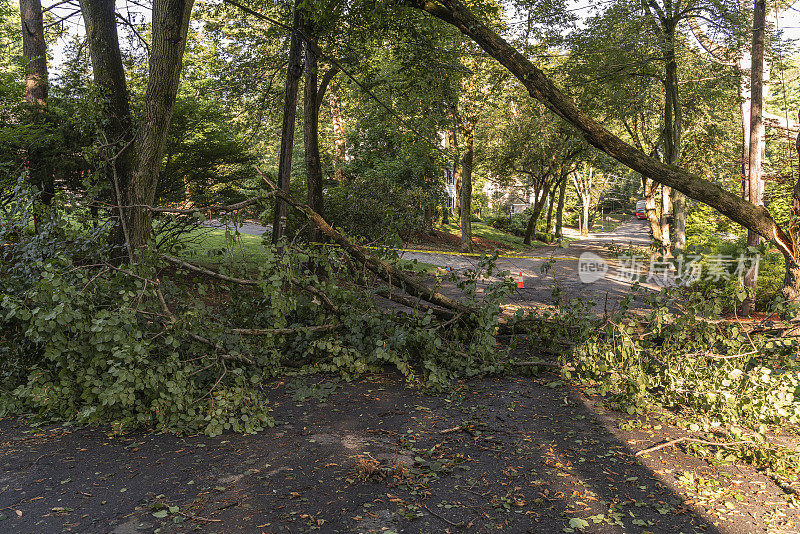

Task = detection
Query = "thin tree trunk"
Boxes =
[785,112,800,301]
[663,18,682,250]
[272,3,304,244]
[744,0,766,315]
[660,184,670,247]
[555,176,567,238]
[20,0,53,206]
[451,128,461,221]
[672,190,685,248]
[303,20,323,242]
[545,185,556,234]
[740,63,752,198]
[581,196,590,237]
[460,128,474,252]
[524,182,550,245]
[329,87,346,182]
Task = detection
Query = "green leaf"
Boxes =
[569,517,589,530]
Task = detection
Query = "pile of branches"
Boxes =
[0,173,511,435]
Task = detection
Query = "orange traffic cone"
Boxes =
[517,272,524,289]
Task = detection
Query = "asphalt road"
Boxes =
[204,217,658,312]
[403,219,658,312]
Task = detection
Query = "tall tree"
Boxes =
[301,12,339,242]
[743,0,765,315]
[19,0,53,206]
[80,0,194,252]
[272,2,304,244]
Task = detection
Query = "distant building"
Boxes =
[483,178,537,215]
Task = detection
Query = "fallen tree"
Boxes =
[407,0,800,300]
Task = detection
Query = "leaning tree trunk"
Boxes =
[555,176,567,238]
[744,0,766,315]
[412,0,792,257]
[460,128,474,252]
[272,2,304,244]
[20,0,53,206]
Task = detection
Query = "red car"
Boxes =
[636,200,647,220]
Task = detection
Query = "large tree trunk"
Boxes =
[643,177,662,241]
[272,3,304,244]
[460,128,474,252]
[329,88,347,182]
[555,176,567,238]
[81,0,193,252]
[127,0,194,249]
[20,0,53,206]
[20,0,48,107]
[80,0,136,250]
[743,0,766,315]
[303,21,323,242]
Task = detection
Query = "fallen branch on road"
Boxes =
[635,436,753,457]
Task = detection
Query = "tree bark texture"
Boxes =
[460,128,474,251]
[20,0,54,206]
[81,0,193,251]
[272,2,304,244]
[555,176,567,238]
[744,0,766,315]
[20,0,48,106]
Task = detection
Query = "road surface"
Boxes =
[204,217,658,311]
[402,219,658,311]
